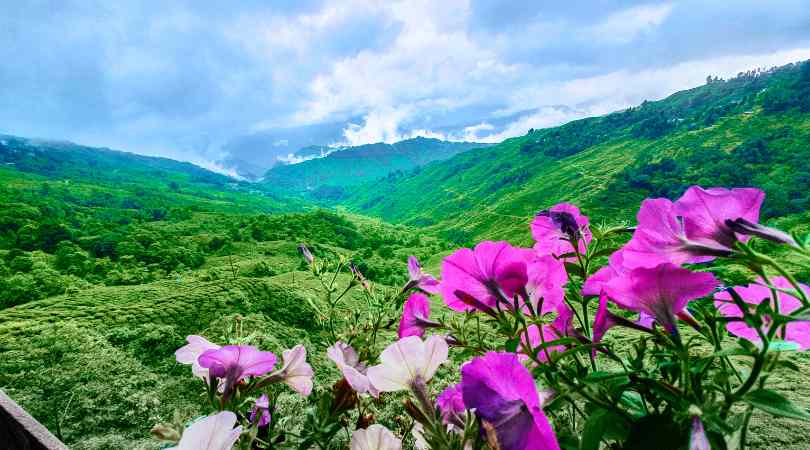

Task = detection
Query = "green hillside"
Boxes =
[341,61,810,245]
[260,137,488,200]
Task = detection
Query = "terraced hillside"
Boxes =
[342,61,810,245]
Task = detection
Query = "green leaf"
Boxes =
[711,346,752,357]
[580,408,610,450]
[744,389,810,421]
[505,337,520,352]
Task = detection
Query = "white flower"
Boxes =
[271,344,314,396]
[327,341,379,397]
[175,335,220,380]
[168,411,242,450]
[367,335,448,392]
[350,424,402,450]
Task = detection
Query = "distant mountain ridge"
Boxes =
[339,60,810,244]
[259,137,490,200]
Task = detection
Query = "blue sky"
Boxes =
[2,1,810,176]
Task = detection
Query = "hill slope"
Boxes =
[341,60,810,244]
[259,137,488,199]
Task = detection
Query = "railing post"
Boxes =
[0,390,69,450]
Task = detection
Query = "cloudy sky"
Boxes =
[2,1,810,177]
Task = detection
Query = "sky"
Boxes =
[2,0,810,177]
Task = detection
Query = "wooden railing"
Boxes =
[0,390,68,450]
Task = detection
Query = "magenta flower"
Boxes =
[582,250,628,297]
[603,263,718,334]
[531,203,591,260]
[440,241,533,312]
[526,255,567,314]
[623,187,764,268]
[521,323,566,363]
[175,335,221,380]
[714,277,810,349]
[436,383,466,426]
[406,256,440,294]
[398,293,440,338]
[198,345,278,396]
[250,394,271,427]
[327,341,379,397]
[461,352,560,450]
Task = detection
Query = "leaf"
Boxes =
[711,346,752,358]
[504,337,519,353]
[580,408,610,450]
[564,262,584,277]
[743,389,810,421]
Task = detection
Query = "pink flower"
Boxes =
[592,292,652,356]
[461,352,561,450]
[198,345,277,396]
[521,323,567,363]
[406,256,440,294]
[604,263,718,334]
[623,187,764,268]
[531,203,591,260]
[367,335,449,392]
[250,394,271,427]
[582,250,628,297]
[714,277,810,349]
[169,411,242,450]
[269,345,314,396]
[526,255,567,314]
[175,335,221,380]
[327,342,379,397]
[398,293,440,338]
[436,383,466,425]
[440,241,533,312]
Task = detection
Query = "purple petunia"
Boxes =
[398,293,440,338]
[198,345,277,396]
[461,352,560,450]
[436,383,466,426]
[406,256,441,294]
[531,203,591,260]
[603,263,719,335]
[714,277,810,350]
[622,187,764,268]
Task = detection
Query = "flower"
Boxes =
[398,293,440,338]
[327,342,379,397]
[175,335,220,380]
[436,383,466,426]
[690,416,710,450]
[582,250,628,297]
[250,394,271,427]
[531,203,591,260]
[604,263,719,334]
[714,277,810,349]
[622,187,764,268]
[461,352,561,450]
[439,241,538,312]
[526,255,567,314]
[350,424,402,450]
[268,345,314,396]
[198,345,277,395]
[521,323,566,363]
[168,411,242,450]
[725,218,799,247]
[367,335,449,392]
[592,292,652,356]
[406,256,440,294]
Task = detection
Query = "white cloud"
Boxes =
[590,3,674,43]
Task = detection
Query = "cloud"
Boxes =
[1,0,810,177]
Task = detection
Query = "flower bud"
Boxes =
[298,244,314,265]
[725,218,799,247]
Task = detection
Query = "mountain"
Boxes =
[340,60,810,245]
[0,134,299,214]
[259,137,489,199]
